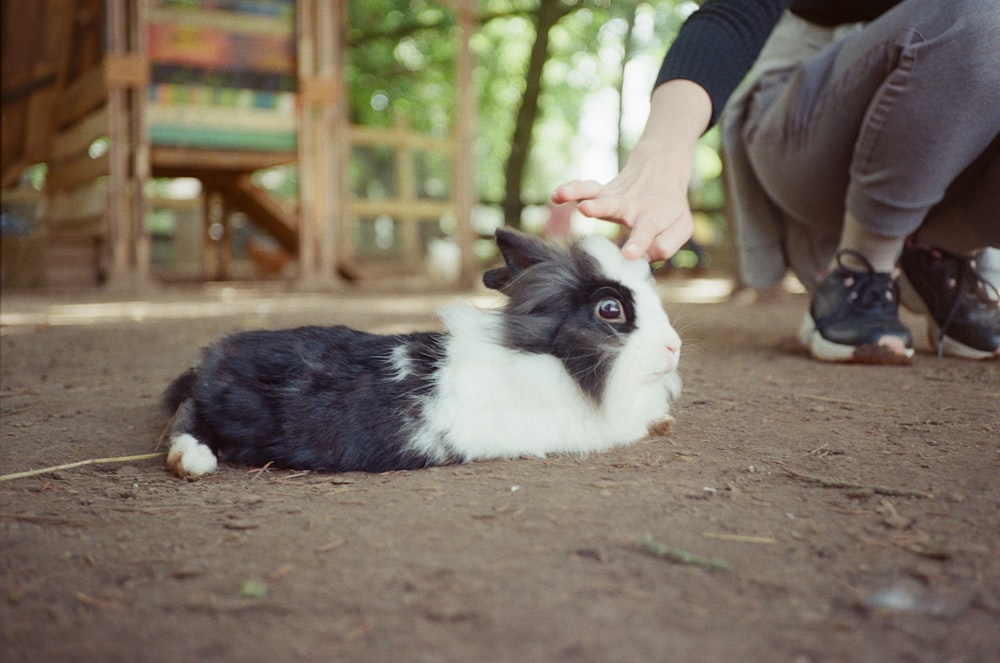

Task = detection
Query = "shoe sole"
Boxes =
[898,272,1000,360]
[798,314,914,365]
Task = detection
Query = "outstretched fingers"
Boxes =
[551,178,695,263]
[551,179,606,205]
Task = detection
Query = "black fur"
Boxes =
[485,229,637,401]
[166,326,452,472]
[163,368,198,413]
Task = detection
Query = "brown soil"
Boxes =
[2,281,998,663]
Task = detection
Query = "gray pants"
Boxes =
[724,0,1000,290]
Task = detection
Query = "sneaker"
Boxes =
[899,241,1000,360]
[799,250,914,364]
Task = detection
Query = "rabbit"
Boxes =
[162,227,682,478]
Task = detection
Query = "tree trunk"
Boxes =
[616,3,639,171]
[501,0,570,229]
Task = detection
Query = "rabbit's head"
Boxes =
[483,228,681,405]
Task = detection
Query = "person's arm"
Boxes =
[554,0,789,262]
[551,80,710,261]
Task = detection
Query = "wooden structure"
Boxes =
[1,0,477,288]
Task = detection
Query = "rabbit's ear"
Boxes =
[483,228,552,291]
[482,266,511,290]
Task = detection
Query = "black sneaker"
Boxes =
[799,250,914,364]
[899,241,1000,360]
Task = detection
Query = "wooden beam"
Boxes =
[41,178,108,228]
[202,173,299,254]
[104,0,130,285]
[296,0,318,279]
[50,107,108,163]
[349,125,457,153]
[130,0,152,283]
[54,64,105,129]
[151,147,295,174]
[103,53,149,88]
[45,152,109,191]
[350,199,456,219]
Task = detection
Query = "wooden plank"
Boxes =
[203,173,299,253]
[299,76,337,104]
[55,64,106,128]
[103,53,149,88]
[324,0,350,280]
[202,191,217,279]
[104,0,130,283]
[42,212,106,233]
[21,84,60,165]
[1,106,28,186]
[44,229,106,287]
[133,0,152,283]
[51,107,108,163]
[349,125,457,153]
[296,0,317,278]
[1,2,49,92]
[45,153,109,191]
[395,114,420,263]
[9,0,70,167]
[151,146,295,174]
[42,178,107,228]
[350,199,455,219]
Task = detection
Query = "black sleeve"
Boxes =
[654,0,791,126]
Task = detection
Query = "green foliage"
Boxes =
[346,0,457,134]
[261,1,722,228]
[340,0,705,209]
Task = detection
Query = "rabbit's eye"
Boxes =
[595,297,626,323]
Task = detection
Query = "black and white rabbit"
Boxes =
[163,228,682,477]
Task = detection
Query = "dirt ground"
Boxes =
[1,277,998,663]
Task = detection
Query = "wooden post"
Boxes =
[103,0,151,289]
[395,112,420,268]
[296,0,317,281]
[296,0,341,287]
[219,201,233,280]
[315,0,337,282]
[130,0,151,284]
[326,0,349,281]
[105,0,130,286]
[453,0,477,288]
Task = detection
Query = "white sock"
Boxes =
[835,212,905,273]
[974,247,1000,302]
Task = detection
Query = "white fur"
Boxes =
[167,433,218,478]
[388,344,413,381]
[409,236,681,463]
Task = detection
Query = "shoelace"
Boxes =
[935,252,1000,358]
[835,250,898,312]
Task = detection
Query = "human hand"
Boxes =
[551,150,694,263]
[551,80,709,263]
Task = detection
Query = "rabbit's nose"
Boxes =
[666,342,680,355]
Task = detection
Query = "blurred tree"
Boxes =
[334,1,705,230]
[499,0,572,228]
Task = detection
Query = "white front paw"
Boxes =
[167,434,218,478]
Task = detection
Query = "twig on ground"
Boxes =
[0,405,36,418]
[0,452,167,482]
[795,394,902,411]
[702,532,777,544]
[640,533,731,571]
[775,462,931,498]
[248,461,275,481]
[0,512,94,526]
[75,592,121,610]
